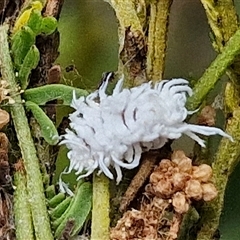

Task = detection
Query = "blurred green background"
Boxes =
[56,0,240,239]
[57,0,118,89]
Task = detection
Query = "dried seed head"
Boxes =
[172,192,189,214]
[154,179,174,198]
[177,157,192,174]
[158,159,174,172]
[171,150,187,165]
[192,164,213,182]
[144,183,155,196]
[0,109,9,130]
[151,197,167,209]
[185,179,202,200]
[111,149,219,240]
[149,171,164,184]
[202,183,218,201]
[110,206,160,240]
[171,150,192,174]
[172,172,189,190]
[0,80,14,104]
[0,132,9,151]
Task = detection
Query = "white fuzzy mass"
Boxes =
[61,77,232,183]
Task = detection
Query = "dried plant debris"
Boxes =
[148,150,217,208]
[0,133,10,187]
[0,189,14,240]
[197,105,216,126]
[120,149,170,212]
[47,64,61,84]
[120,27,147,80]
[59,219,76,240]
[0,133,14,240]
[111,197,171,240]
[0,110,10,131]
[0,80,14,105]
[0,80,11,130]
[111,150,217,240]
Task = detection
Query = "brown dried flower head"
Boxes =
[172,192,189,214]
[185,179,203,200]
[0,109,9,130]
[147,150,218,210]
[201,183,218,201]
[154,179,174,198]
[157,159,174,173]
[0,80,14,104]
[112,150,218,240]
[172,172,189,190]
[149,171,164,184]
[110,208,158,240]
[171,150,187,165]
[174,155,192,174]
[192,164,212,182]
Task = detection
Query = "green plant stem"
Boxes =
[197,108,240,240]
[14,163,34,240]
[200,0,240,99]
[191,2,240,239]
[106,0,142,31]
[178,207,199,240]
[30,117,50,186]
[186,28,240,111]
[0,24,53,240]
[200,0,238,52]
[106,0,144,87]
[147,0,172,82]
[91,173,110,240]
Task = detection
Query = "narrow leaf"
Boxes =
[25,101,59,145]
[23,84,89,105]
[18,45,40,90]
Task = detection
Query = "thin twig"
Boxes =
[119,151,159,212]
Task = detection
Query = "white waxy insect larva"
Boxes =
[60,77,233,184]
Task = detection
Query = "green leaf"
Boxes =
[25,101,59,145]
[45,185,56,200]
[27,9,43,35]
[48,193,66,208]
[11,26,35,69]
[12,1,43,34]
[41,16,57,35]
[18,45,40,90]
[23,84,89,105]
[50,197,72,220]
[53,182,92,238]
